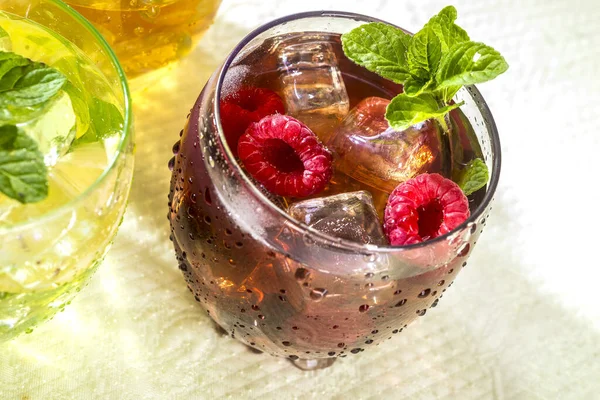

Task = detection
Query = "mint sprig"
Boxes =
[342,6,506,193]
[341,5,508,131]
[0,50,68,203]
[0,124,48,203]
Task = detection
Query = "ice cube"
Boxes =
[327,97,450,193]
[277,35,349,142]
[21,91,77,167]
[288,191,386,245]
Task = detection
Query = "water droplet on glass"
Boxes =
[358,304,370,313]
[309,288,327,301]
[458,243,470,257]
[364,272,374,279]
[295,268,309,280]
[303,234,315,245]
[168,157,175,171]
[282,341,291,346]
[394,299,407,307]
[416,309,427,316]
[469,223,477,234]
[172,141,180,155]
[363,253,378,262]
[418,289,431,298]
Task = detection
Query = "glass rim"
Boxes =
[214,10,502,253]
[0,0,133,233]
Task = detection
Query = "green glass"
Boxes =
[0,0,133,342]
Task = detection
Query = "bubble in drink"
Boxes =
[277,35,350,142]
[327,97,450,193]
[288,191,386,245]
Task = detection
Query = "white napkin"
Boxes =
[2,0,599,398]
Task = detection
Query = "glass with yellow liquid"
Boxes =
[65,0,223,77]
[0,0,133,341]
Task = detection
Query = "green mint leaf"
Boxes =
[406,6,468,87]
[0,25,10,51]
[455,158,489,195]
[341,22,412,83]
[403,75,434,96]
[73,97,124,145]
[428,6,469,53]
[63,82,90,139]
[0,50,67,124]
[0,125,48,203]
[0,124,17,147]
[438,5,458,20]
[407,26,442,81]
[385,92,462,131]
[436,41,509,97]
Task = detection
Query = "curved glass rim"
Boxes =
[0,0,133,233]
[215,10,501,253]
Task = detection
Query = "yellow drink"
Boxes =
[0,3,133,342]
[66,0,223,77]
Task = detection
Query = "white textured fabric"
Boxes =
[2,0,599,398]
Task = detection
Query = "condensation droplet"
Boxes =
[303,234,315,246]
[295,268,309,280]
[172,141,180,155]
[358,304,370,313]
[458,243,471,257]
[363,253,378,262]
[143,5,160,18]
[394,299,407,307]
[309,288,327,301]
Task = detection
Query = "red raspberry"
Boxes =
[238,115,333,198]
[384,173,470,246]
[220,87,285,156]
